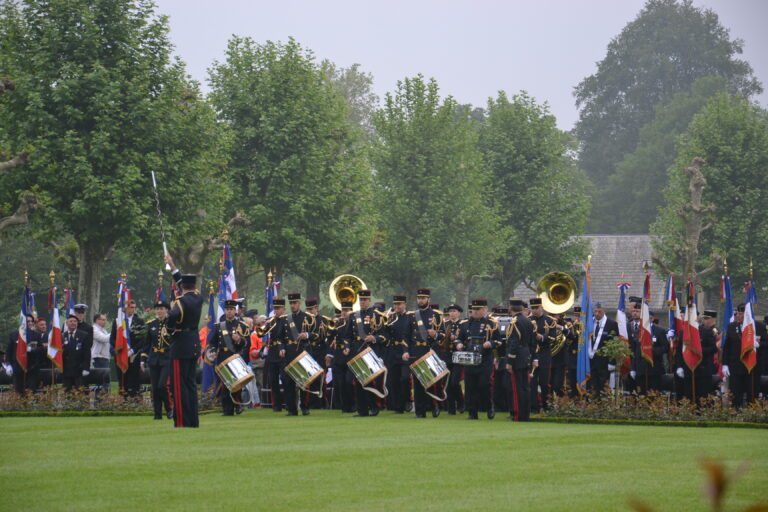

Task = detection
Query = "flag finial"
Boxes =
[643,260,649,273]
[723,253,728,275]
[222,228,229,243]
[24,269,29,286]
[49,270,56,286]
[208,280,215,295]
[749,258,753,280]
[157,270,163,286]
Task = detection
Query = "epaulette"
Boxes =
[306,311,316,318]
[458,319,469,324]
[374,310,388,318]
[322,315,333,322]
[407,311,415,315]
[433,309,443,316]
[279,314,287,319]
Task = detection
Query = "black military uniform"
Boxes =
[167,270,203,428]
[142,301,173,419]
[304,298,329,410]
[258,298,286,412]
[550,314,570,398]
[110,309,146,398]
[61,317,91,392]
[327,305,354,412]
[455,299,501,420]
[344,290,387,417]
[565,308,582,398]
[529,297,557,412]
[589,304,619,396]
[491,306,511,415]
[25,325,48,391]
[722,304,759,408]
[209,299,252,416]
[506,298,535,421]
[442,304,464,415]
[631,310,670,394]
[674,309,717,403]
[385,295,412,413]
[272,293,319,416]
[407,289,444,418]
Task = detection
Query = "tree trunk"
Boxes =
[454,274,472,312]
[77,239,112,314]
[500,277,518,305]
[233,252,251,300]
[400,276,420,311]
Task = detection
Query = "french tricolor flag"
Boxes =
[682,280,702,371]
[47,286,63,370]
[114,279,132,374]
[639,273,653,366]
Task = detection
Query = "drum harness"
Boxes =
[217,320,252,406]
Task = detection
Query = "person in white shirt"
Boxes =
[91,313,111,388]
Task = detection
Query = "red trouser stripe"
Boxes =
[173,360,183,427]
[511,371,519,421]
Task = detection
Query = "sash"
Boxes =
[354,311,368,341]
[286,312,301,342]
[218,320,236,353]
[414,309,430,343]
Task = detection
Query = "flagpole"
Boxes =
[23,269,28,391]
[49,270,56,388]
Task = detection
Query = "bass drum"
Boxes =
[284,350,324,397]
[215,354,255,392]
[347,347,388,398]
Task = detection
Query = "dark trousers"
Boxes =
[92,357,110,389]
[447,365,463,413]
[386,363,410,412]
[590,367,609,396]
[354,377,376,415]
[493,365,509,412]
[120,358,141,398]
[566,366,578,397]
[510,368,531,421]
[530,363,552,411]
[219,385,242,415]
[150,362,172,418]
[681,371,712,404]
[729,373,758,408]
[267,361,283,411]
[464,365,491,415]
[171,358,198,428]
[12,365,25,393]
[413,376,432,415]
[551,363,566,397]
[62,374,83,392]
[332,365,354,412]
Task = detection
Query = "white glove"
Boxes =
[3,363,13,377]
[666,329,675,340]
[721,365,730,378]
[128,348,134,357]
[82,370,90,377]
[630,371,636,379]
[755,337,760,350]
[607,364,616,371]
[27,346,32,352]
[676,367,684,379]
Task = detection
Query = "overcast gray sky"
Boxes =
[154,0,767,130]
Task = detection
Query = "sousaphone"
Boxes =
[329,274,367,312]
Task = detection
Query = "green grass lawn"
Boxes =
[1,410,766,512]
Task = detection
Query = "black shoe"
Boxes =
[432,407,440,418]
[301,408,310,416]
[447,411,456,416]
[166,409,174,420]
[236,406,244,415]
[458,404,465,414]
[353,413,369,417]
[415,412,426,418]
[153,415,162,420]
[487,409,495,420]
[370,407,379,417]
[273,408,282,413]
[285,411,298,416]
[467,413,478,420]
[393,410,404,414]
[222,412,234,416]
[405,402,413,412]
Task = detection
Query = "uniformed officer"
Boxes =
[258,298,286,412]
[722,303,760,408]
[675,309,718,404]
[407,288,444,418]
[441,303,464,415]
[506,297,535,421]
[164,253,203,428]
[209,299,251,416]
[304,297,329,410]
[272,293,319,416]
[326,302,354,412]
[61,314,91,392]
[455,299,501,420]
[491,305,512,415]
[344,289,387,417]
[565,307,582,398]
[141,300,173,420]
[385,295,412,414]
[529,297,557,412]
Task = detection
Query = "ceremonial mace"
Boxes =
[150,170,171,270]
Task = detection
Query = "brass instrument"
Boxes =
[329,274,367,312]
[551,321,567,357]
[536,271,577,315]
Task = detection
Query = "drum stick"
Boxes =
[150,170,171,271]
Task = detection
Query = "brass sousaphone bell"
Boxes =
[536,271,576,315]
[329,274,367,312]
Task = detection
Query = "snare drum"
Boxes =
[410,350,450,401]
[347,347,386,386]
[215,354,255,392]
[284,351,324,395]
[452,351,483,366]
[347,347,388,398]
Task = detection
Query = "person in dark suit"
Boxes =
[141,300,173,420]
[110,299,145,398]
[674,309,718,404]
[61,314,91,392]
[589,302,619,396]
[208,299,251,416]
[406,288,444,418]
[529,297,558,412]
[165,254,204,428]
[258,298,287,412]
[506,297,535,421]
[722,303,760,408]
[385,295,412,414]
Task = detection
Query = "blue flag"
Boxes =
[576,259,593,395]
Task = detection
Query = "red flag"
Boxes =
[16,288,30,372]
[682,281,702,371]
[114,280,131,374]
[639,274,653,366]
[741,299,758,372]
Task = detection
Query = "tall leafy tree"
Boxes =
[575,0,762,232]
[370,75,502,305]
[479,92,590,300]
[0,0,229,312]
[208,37,374,299]
[651,93,768,293]
[603,76,729,233]
[322,61,379,140]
